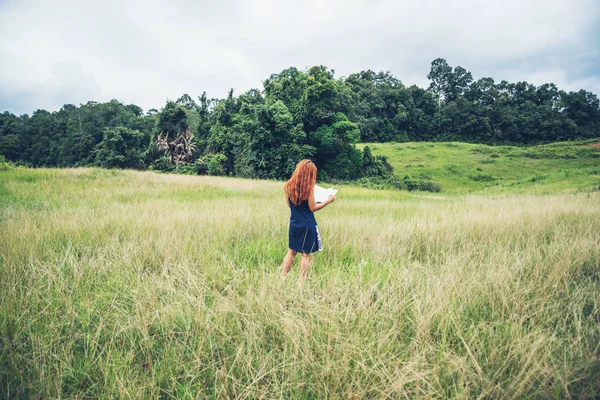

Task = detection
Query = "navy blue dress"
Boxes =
[288,197,322,253]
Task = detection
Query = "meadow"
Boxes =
[1,141,599,398]
[360,139,600,193]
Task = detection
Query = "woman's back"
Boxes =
[289,197,317,226]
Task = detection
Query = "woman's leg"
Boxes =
[300,253,311,279]
[281,249,297,278]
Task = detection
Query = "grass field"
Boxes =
[1,142,599,398]
[360,139,600,193]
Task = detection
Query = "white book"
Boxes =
[314,185,338,204]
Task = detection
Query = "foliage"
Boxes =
[156,128,196,167]
[93,127,145,169]
[202,153,228,176]
[150,155,175,172]
[354,174,441,192]
[154,101,196,167]
[227,96,314,179]
[263,67,363,179]
[0,154,14,171]
[361,146,393,178]
[156,101,189,139]
[175,161,202,175]
[346,59,599,144]
[0,100,153,168]
[1,59,599,183]
[309,113,362,180]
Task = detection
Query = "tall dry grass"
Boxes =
[0,168,598,398]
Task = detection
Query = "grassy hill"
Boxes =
[359,139,600,193]
[1,166,599,398]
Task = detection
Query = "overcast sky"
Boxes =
[1,0,599,115]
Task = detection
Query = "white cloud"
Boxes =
[1,0,598,114]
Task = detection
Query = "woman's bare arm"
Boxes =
[308,191,335,212]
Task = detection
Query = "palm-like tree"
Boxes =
[156,127,196,167]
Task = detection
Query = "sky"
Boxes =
[1,0,599,115]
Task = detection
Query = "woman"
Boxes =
[281,159,335,279]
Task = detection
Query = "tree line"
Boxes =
[1,58,598,181]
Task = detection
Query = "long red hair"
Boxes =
[284,159,317,205]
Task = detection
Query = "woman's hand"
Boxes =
[309,193,335,212]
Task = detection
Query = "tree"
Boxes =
[153,101,196,168]
[427,58,473,103]
[345,70,409,142]
[264,67,308,126]
[560,90,600,138]
[0,112,25,161]
[156,128,196,167]
[2,60,598,176]
[309,112,362,179]
[93,127,145,168]
[448,66,473,101]
[156,101,189,139]
[427,58,453,106]
[196,92,212,141]
[304,65,349,133]
[212,90,314,179]
[176,94,198,111]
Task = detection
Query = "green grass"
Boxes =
[359,139,600,193]
[0,166,599,398]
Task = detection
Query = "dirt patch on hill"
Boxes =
[584,142,600,149]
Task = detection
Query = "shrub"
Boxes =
[176,162,200,175]
[0,155,14,171]
[469,173,497,182]
[150,156,175,172]
[353,175,442,193]
[402,174,442,192]
[361,146,393,178]
[204,153,228,176]
[521,144,597,159]
[530,174,547,182]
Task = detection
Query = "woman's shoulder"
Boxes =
[289,197,310,207]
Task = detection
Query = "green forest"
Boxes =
[1,58,599,182]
